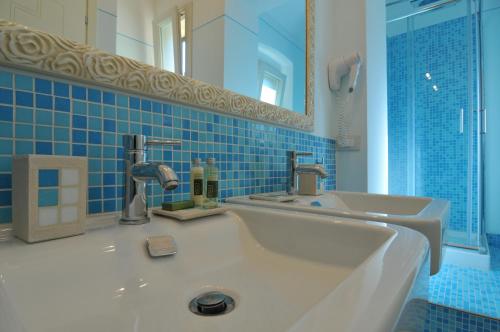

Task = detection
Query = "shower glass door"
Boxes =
[387,0,483,249]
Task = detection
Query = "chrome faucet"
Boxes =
[120,135,181,225]
[286,151,329,195]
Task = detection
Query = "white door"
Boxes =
[0,0,87,43]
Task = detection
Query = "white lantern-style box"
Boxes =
[12,155,88,243]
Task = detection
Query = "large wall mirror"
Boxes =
[0,0,314,130]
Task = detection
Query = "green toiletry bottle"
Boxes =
[191,158,204,207]
[203,158,219,208]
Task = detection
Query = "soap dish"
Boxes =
[152,206,229,221]
[249,193,298,202]
[146,235,177,257]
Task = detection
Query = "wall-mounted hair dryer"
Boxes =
[328,52,362,93]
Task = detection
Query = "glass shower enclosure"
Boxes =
[386,0,485,251]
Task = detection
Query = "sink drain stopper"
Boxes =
[189,291,235,316]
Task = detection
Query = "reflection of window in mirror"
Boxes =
[154,4,192,76]
[258,60,286,107]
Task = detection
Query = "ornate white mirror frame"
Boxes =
[0,0,314,131]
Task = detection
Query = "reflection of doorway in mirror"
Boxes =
[0,0,88,43]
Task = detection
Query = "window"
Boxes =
[154,4,192,76]
[258,60,286,106]
[260,72,281,105]
[178,9,187,76]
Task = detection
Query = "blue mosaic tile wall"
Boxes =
[0,67,336,223]
[387,16,480,237]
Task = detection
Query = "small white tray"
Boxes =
[249,193,298,202]
[152,207,229,221]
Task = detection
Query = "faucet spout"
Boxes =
[296,164,329,179]
[132,162,179,190]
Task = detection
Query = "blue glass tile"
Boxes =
[36,110,52,125]
[72,129,86,143]
[36,141,52,155]
[117,108,128,121]
[142,125,152,136]
[0,174,11,189]
[88,131,102,144]
[0,157,11,172]
[163,103,172,115]
[38,188,58,207]
[103,91,115,105]
[103,199,116,212]
[54,143,70,155]
[35,79,52,94]
[73,115,87,129]
[0,191,11,206]
[117,94,128,107]
[102,146,115,158]
[36,94,53,109]
[15,91,33,107]
[88,88,101,103]
[72,85,87,100]
[141,99,151,112]
[15,75,33,91]
[103,173,115,185]
[54,82,69,97]
[152,102,162,113]
[0,123,13,138]
[130,122,140,134]
[102,133,115,145]
[0,71,12,88]
[0,139,12,154]
[88,187,101,200]
[35,126,52,140]
[72,144,86,156]
[39,169,59,187]
[88,117,102,131]
[73,101,87,115]
[103,119,116,132]
[88,201,102,214]
[15,140,33,154]
[0,105,13,121]
[54,112,70,127]
[54,127,69,141]
[103,187,116,199]
[54,97,70,112]
[0,207,11,224]
[116,121,129,134]
[103,106,116,119]
[88,103,102,117]
[130,110,140,122]
[141,112,151,124]
[16,124,33,138]
[0,88,13,105]
[130,96,140,109]
[16,107,33,123]
[88,146,101,158]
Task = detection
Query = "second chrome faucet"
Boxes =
[286,151,329,195]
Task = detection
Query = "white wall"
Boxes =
[314,0,387,192]
[366,0,388,194]
[95,0,117,55]
[483,0,500,234]
[116,0,155,65]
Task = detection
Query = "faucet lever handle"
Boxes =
[146,139,181,146]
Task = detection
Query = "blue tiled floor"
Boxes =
[425,303,500,332]
[429,244,500,319]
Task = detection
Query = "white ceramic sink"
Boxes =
[0,205,428,332]
[227,191,448,275]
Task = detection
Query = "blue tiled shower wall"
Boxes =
[0,67,336,223]
[387,15,479,236]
